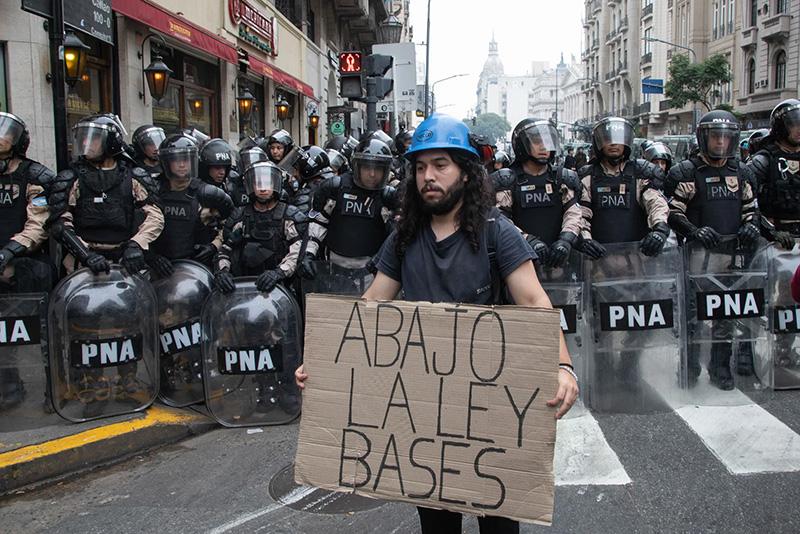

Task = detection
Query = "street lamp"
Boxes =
[642,36,698,133]
[378,14,403,44]
[423,0,432,117]
[63,31,89,87]
[138,33,174,103]
[236,87,256,122]
[431,73,469,113]
[275,95,291,121]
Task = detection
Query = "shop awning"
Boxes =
[112,0,316,100]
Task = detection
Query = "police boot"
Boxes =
[708,345,734,391]
[79,373,110,419]
[736,342,755,376]
[0,367,26,409]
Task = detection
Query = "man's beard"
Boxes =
[419,180,465,216]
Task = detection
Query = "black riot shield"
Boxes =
[300,259,374,300]
[151,261,214,407]
[536,253,587,412]
[48,267,159,422]
[0,293,61,431]
[768,245,800,390]
[683,237,771,401]
[201,279,302,427]
[586,242,685,413]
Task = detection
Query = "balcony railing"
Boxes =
[618,16,629,31]
[659,99,672,111]
[642,3,654,18]
[760,14,791,42]
[637,101,652,115]
[618,61,628,74]
[641,52,652,65]
[740,27,758,48]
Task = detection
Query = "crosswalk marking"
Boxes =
[554,401,631,486]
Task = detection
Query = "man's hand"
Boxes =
[214,269,236,294]
[640,222,670,257]
[576,238,607,260]
[192,243,217,263]
[298,254,317,280]
[121,241,147,273]
[295,364,308,389]
[256,269,284,293]
[526,235,550,265]
[547,367,579,419]
[148,254,174,278]
[691,226,721,249]
[85,253,111,274]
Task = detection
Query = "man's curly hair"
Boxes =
[395,150,493,259]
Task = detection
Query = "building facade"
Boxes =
[1,0,405,170]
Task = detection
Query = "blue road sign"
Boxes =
[642,78,664,94]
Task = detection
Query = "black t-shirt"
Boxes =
[377,214,536,305]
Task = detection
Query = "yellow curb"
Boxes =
[0,406,202,469]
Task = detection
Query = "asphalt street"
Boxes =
[2,387,800,534]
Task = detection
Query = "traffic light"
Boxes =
[363,54,392,77]
[339,51,363,98]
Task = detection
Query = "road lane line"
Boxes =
[208,486,317,534]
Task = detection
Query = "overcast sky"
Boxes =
[408,0,584,120]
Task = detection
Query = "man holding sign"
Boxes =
[296,113,578,532]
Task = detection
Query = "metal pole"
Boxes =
[366,77,378,132]
[423,0,431,117]
[391,61,399,134]
[555,65,559,129]
[49,0,68,172]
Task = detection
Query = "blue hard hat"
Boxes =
[405,113,479,160]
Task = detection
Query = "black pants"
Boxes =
[417,507,519,534]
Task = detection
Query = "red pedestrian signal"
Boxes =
[339,52,362,74]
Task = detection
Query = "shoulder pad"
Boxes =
[490,168,515,191]
[25,161,56,185]
[668,160,697,183]
[747,153,770,180]
[558,167,581,192]
[130,166,159,196]
[382,185,400,209]
[319,175,342,198]
[634,158,665,184]
[738,162,757,189]
[577,164,594,178]
[285,203,307,224]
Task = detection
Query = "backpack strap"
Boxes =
[485,207,506,305]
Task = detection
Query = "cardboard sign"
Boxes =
[295,295,561,525]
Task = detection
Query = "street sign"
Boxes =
[378,102,394,113]
[22,0,114,45]
[642,78,664,95]
[330,121,345,136]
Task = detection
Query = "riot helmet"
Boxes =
[352,138,393,190]
[643,141,673,171]
[493,149,511,169]
[159,134,198,182]
[696,110,739,161]
[325,135,359,160]
[239,147,269,173]
[326,148,348,174]
[367,129,397,155]
[0,112,30,172]
[592,117,634,164]
[267,129,293,163]
[770,99,800,147]
[131,125,166,163]
[243,161,283,201]
[199,138,234,184]
[182,128,211,148]
[748,128,771,154]
[512,118,561,165]
[297,145,330,182]
[395,129,415,155]
[72,114,128,162]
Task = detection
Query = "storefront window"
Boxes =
[0,43,7,112]
[150,46,219,136]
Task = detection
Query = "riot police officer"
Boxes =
[325,148,349,175]
[266,129,294,165]
[749,99,800,244]
[667,110,760,390]
[395,128,415,156]
[644,141,673,173]
[493,119,582,268]
[48,114,164,275]
[131,125,166,179]
[300,136,399,277]
[493,149,511,170]
[577,117,670,259]
[324,134,359,161]
[147,134,234,276]
[0,112,56,408]
[199,138,234,188]
[214,161,307,294]
[290,146,332,215]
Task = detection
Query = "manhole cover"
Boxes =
[268,463,384,514]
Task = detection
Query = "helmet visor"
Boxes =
[160,146,198,181]
[516,123,561,159]
[239,148,268,172]
[244,164,283,196]
[594,120,634,150]
[0,114,25,154]
[698,124,739,160]
[780,107,800,144]
[72,123,110,161]
[326,149,347,172]
[352,154,391,190]
[134,127,166,157]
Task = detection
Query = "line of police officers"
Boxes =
[1,98,799,406]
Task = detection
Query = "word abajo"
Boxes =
[333,301,509,379]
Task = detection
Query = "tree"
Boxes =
[464,113,511,145]
[664,53,732,112]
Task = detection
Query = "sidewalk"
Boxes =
[0,405,217,495]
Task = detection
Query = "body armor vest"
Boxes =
[235,202,289,276]
[74,163,134,245]
[0,160,32,247]
[686,159,743,236]
[590,162,649,244]
[510,166,564,244]
[326,173,387,258]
